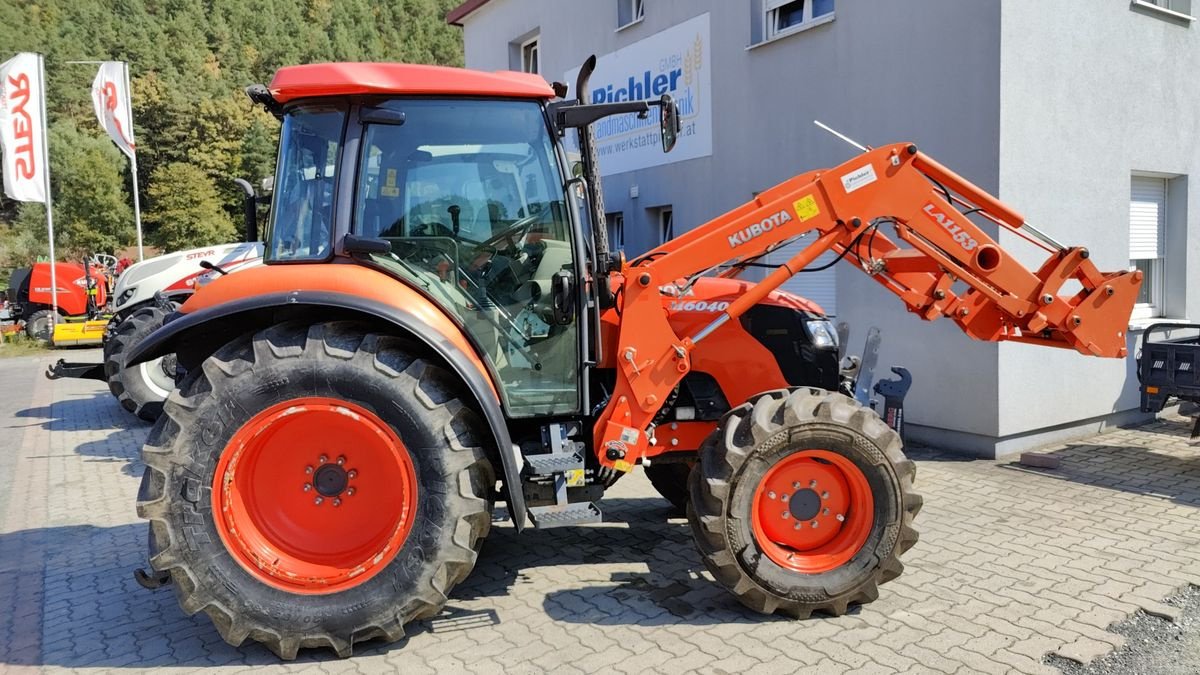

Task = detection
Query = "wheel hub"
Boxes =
[788,488,821,521]
[212,397,417,594]
[751,449,875,573]
[313,464,348,496]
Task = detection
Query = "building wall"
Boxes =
[995,0,1200,444]
[458,0,1200,455]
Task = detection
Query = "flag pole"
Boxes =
[122,61,143,261]
[37,53,58,330]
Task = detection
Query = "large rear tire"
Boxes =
[105,306,174,422]
[688,388,921,617]
[136,321,495,659]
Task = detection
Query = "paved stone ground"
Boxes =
[1,351,1199,674]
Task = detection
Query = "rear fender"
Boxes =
[128,268,529,530]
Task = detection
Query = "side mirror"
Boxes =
[659,94,680,153]
[233,178,258,243]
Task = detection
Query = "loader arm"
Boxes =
[594,142,1142,469]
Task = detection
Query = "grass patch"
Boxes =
[0,331,49,357]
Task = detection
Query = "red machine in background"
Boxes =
[5,261,110,341]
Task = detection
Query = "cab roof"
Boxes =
[268,62,555,103]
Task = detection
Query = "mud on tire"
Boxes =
[105,306,173,422]
[688,387,921,617]
[136,321,495,659]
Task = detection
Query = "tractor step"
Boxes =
[528,502,602,528]
[524,448,584,476]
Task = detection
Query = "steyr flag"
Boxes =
[0,53,47,203]
[91,61,135,159]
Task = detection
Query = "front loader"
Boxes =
[127,61,1140,659]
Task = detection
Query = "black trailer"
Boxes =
[1139,323,1200,438]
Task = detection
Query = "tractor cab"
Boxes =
[254,64,679,418]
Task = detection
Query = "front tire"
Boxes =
[104,306,174,422]
[136,321,495,659]
[689,388,921,617]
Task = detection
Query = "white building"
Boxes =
[448,0,1200,456]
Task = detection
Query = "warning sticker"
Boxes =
[619,427,640,445]
[793,195,820,222]
[381,168,400,198]
[840,164,878,194]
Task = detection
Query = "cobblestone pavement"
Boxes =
[1,352,1199,674]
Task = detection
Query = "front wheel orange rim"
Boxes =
[212,397,418,594]
[751,449,874,573]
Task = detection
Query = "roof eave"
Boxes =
[446,0,492,26]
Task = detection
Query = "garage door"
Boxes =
[770,240,838,317]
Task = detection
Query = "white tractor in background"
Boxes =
[49,178,268,422]
[102,241,263,421]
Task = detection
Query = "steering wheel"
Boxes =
[467,210,545,258]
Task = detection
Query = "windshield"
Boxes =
[354,99,577,417]
[267,105,344,261]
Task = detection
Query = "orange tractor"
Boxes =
[128,61,1141,658]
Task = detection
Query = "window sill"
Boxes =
[1130,0,1196,22]
[1129,317,1194,331]
[746,14,835,51]
[616,17,644,33]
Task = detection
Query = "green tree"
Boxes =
[0,0,466,266]
[47,121,135,258]
[144,162,236,250]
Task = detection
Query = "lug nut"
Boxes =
[782,511,790,519]
[794,522,803,530]
[792,481,801,489]
[337,456,346,465]
[768,491,777,499]
[318,455,328,464]
[314,497,324,505]
[346,488,356,496]
[305,466,314,475]
[811,520,819,528]
[781,493,789,501]
[836,514,845,522]
[822,491,829,499]
[822,508,830,516]
[347,470,357,479]
[303,483,312,492]
[809,480,817,488]
[333,498,342,507]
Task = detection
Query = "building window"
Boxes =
[1130,175,1167,319]
[659,207,674,243]
[618,0,645,29]
[1131,0,1196,21]
[606,212,625,249]
[765,0,835,40]
[521,37,539,74]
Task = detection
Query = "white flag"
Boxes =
[0,53,47,203]
[91,61,135,159]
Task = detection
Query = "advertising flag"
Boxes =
[91,61,135,159]
[0,52,48,202]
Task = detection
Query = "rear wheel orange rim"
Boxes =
[212,397,418,594]
[751,449,873,573]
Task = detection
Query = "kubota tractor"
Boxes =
[128,61,1141,659]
